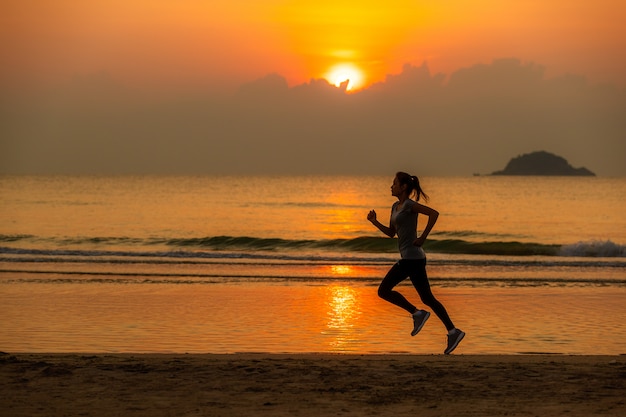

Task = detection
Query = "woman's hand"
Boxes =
[413,236,426,247]
[368,209,395,237]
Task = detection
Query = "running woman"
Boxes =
[367,172,465,354]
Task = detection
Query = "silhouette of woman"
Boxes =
[367,172,465,354]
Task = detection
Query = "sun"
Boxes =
[325,64,364,91]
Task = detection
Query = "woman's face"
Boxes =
[391,176,405,197]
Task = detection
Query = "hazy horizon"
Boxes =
[2,59,625,177]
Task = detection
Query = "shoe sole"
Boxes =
[444,331,465,354]
[411,311,430,336]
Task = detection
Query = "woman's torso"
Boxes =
[391,200,425,259]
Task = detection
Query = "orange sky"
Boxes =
[2,0,625,91]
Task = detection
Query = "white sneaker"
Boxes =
[411,310,430,336]
[444,328,465,354]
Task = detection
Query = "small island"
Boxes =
[491,151,595,176]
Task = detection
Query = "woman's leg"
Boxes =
[378,261,417,314]
[408,259,455,331]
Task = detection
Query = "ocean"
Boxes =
[1,175,625,354]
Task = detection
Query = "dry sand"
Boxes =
[1,353,624,416]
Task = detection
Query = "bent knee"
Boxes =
[419,295,438,307]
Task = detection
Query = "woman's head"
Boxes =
[394,171,429,202]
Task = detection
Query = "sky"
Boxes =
[1,0,625,176]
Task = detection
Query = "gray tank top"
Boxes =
[390,199,426,259]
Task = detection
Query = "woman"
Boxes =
[367,172,465,354]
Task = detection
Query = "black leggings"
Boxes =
[378,259,455,331]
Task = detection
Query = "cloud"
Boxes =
[2,58,625,176]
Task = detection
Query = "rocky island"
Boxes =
[491,151,595,176]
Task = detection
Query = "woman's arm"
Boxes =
[411,203,439,247]
[367,210,396,238]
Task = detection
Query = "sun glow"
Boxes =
[326,64,364,91]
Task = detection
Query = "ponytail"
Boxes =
[396,171,429,202]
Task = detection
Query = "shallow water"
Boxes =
[1,175,625,354]
[2,280,625,355]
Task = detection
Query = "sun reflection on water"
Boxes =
[323,284,362,351]
[330,265,353,275]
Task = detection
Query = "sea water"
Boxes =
[1,175,625,354]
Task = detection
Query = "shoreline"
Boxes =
[2,353,624,416]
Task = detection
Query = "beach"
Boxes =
[1,176,625,415]
[1,353,624,417]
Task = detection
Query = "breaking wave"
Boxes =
[1,234,624,258]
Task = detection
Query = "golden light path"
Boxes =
[324,284,361,351]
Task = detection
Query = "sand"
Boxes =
[1,353,624,417]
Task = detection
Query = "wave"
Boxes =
[1,234,624,258]
[558,240,626,257]
[2,272,625,288]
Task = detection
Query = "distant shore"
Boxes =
[1,353,624,416]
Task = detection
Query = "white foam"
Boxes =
[559,240,626,257]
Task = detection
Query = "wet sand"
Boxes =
[1,353,624,416]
